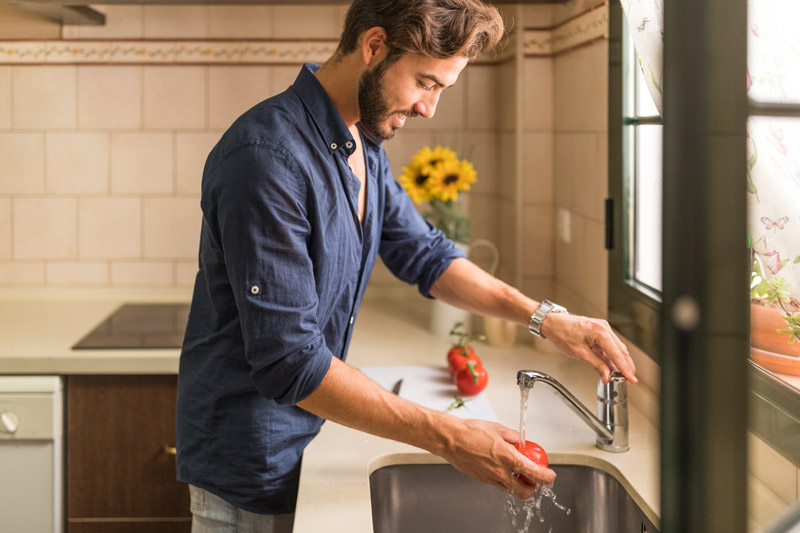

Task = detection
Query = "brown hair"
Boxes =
[336,0,504,62]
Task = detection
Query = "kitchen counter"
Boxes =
[293,296,661,532]
[0,288,191,374]
[0,288,661,529]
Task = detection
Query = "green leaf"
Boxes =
[794,256,800,264]
[747,180,758,195]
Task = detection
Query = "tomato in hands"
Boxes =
[514,440,549,485]
[455,360,489,396]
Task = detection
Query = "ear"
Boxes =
[359,26,389,67]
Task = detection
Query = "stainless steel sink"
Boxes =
[369,462,659,533]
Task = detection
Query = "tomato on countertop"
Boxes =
[514,440,549,485]
[455,360,489,396]
[446,322,485,377]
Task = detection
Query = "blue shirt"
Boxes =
[176,63,464,514]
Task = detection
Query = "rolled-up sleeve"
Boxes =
[378,161,465,298]
[212,143,332,405]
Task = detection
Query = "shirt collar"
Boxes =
[293,63,356,156]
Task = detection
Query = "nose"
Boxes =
[413,92,440,119]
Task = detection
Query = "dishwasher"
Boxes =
[0,376,63,533]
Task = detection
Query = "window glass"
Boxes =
[633,125,663,292]
[747,0,800,104]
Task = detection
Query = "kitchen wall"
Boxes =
[0,2,507,289]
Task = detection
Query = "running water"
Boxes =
[507,384,571,532]
[519,384,529,445]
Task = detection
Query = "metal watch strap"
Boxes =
[528,299,567,339]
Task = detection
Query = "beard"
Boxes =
[357,58,417,141]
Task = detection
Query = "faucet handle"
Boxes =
[597,371,627,402]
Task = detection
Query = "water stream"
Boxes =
[506,384,571,532]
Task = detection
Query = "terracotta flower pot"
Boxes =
[750,303,800,376]
[750,303,800,357]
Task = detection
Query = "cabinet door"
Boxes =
[66,375,190,531]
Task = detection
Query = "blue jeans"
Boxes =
[189,485,295,533]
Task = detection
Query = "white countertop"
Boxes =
[293,297,661,532]
[0,288,661,529]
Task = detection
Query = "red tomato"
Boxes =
[455,361,488,395]
[447,345,476,368]
[514,440,549,485]
[448,347,482,378]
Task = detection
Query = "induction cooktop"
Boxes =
[72,303,190,350]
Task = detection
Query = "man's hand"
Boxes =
[439,419,556,500]
[540,312,637,384]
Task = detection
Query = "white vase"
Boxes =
[429,243,471,338]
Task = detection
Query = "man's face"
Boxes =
[358,52,468,141]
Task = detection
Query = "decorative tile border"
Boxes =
[524,3,609,57]
[0,39,339,65]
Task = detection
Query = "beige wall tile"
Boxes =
[0,262,44,285]
[521,277,555,303]
[177,132,220,194]
[46,261,109,285]
[748,433,798,504]
[78,197,141,259]
[468,193,500,247]
[554,132,574,209]
[497,59,518,133]
[144,67,206,130]
[111,132,174,194]
[0,133,44,194]
[498,131,518,202]
[582,217,608,314]
[555,208,585,294]
[748,474,795,531]
[175,260,198,286]
[46,133,109,194]
[568,133,607,220]
[271,66,300,97]
[522,5,555,28]
[0,3,60,39]
[143,6,208,39]
[523,205,554,277]
[12,66,76,130]
[13,197,76,260]
[497,197,518,285]
[273,6,340,39]
[522,132,554,204]
[0,198,10,259]
[466,65,498,130]
[459,132,498,196]
[208,6,273,38]
[0,67,10,129]
[554,40,608,132]
[63,6,144,39]
[208,67,271,130]
[553,0,606,26]
[143,197,201,259]
[111,260,173,286]
[78,66,142,130]
[524,58,554,130]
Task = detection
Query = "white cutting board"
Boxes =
[359,365,497,422]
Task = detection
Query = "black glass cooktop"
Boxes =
[72,303,190,350]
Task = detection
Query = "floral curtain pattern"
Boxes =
[620,0,800,369]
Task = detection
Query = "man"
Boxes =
[176,0,638,530]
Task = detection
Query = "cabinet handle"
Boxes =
[163,445,177,455]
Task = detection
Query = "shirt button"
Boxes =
[345,141,354,149]
[349,316,354,325]
[250,285,260,295]
[330,142,338,150]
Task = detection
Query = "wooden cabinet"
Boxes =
[66,375,191,532]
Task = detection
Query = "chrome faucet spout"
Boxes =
[516,370,629,453]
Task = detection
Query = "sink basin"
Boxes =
[369,462,659,533]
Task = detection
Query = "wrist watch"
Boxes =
[528,299,568,339]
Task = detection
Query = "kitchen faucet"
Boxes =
[517,370,629,453]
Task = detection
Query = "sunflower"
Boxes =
[427,158,477,202]
[411,146,458,173]
[398,164,434,204]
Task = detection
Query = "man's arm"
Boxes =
[297,356,555,499]
[429,257,638,384]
